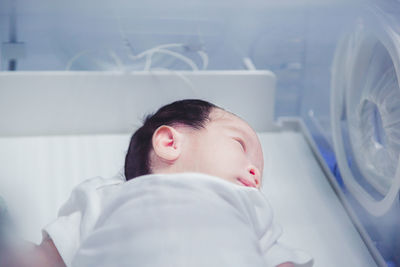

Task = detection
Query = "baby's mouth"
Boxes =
[237,177,257,188]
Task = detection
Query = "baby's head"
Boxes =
[124,99,263,188]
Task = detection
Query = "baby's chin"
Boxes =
[236,177,258,188]
[214,175,258,189]
[193,171,259,189]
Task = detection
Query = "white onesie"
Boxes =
[44,173,312,267]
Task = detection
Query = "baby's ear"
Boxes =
[152,125,182,162]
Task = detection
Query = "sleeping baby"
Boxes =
[1,99,312,267]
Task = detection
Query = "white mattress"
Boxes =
[0,130,377,266]
[259,131,376,267]
[0,134,131,242]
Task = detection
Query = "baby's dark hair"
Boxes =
[124,99,218,181]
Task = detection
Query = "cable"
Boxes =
[113,11,208,72]
[129,43,185,61]
[69,11,209,72]
[108,50,125,71]
[143,48,199,71]
[197,50,209,70]
[129,43,208,71]
[65,50,91,70]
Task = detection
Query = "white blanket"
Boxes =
[71,173,312,267]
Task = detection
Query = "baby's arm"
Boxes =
[34,238,66,267]
[4,238,65,267]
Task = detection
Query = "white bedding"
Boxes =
[0,130,378,266]
[70,173,312,267]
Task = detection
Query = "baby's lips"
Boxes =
[237,177,257,188]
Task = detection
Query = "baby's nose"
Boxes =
[248,167,261,188]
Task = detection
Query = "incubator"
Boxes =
[0,0,399,266]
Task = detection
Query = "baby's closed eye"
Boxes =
[233,138,246,151]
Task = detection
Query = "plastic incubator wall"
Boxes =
[0,0,358,116]
[2,0,400,266]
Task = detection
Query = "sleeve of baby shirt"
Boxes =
[260,223,313,267]
[42,175,124,267]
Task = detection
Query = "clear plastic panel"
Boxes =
[330,3,400,266]
[349,40,400,195]
[332,3,400,217]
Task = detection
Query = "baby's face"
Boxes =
[180,108,264,188]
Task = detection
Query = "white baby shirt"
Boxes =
[43,175,124,266]
[44,173,312,267]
